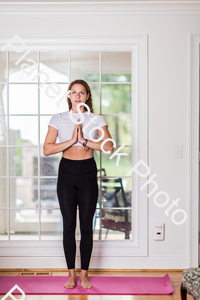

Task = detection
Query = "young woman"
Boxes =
[43,79,114,289]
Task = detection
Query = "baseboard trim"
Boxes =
[0,268,185,272]
[0,256,189,269]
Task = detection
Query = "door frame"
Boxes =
[190,34,200,267]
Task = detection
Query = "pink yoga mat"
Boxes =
[0,275,174,295]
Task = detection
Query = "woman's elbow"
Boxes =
[108,146,114,153]
[43,146,49,157]
[101,142,114,153]
[110,146,114,153]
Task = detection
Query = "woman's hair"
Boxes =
[67,79,94,113]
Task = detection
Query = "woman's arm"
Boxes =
[78,125,114,153]
[43,125,78,156]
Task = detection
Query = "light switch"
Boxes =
[174,145,183,159]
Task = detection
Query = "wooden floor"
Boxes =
[0,269,193,300]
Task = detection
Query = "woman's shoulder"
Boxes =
[89,112,103,122]
[90,112,107,126]
[52,111,69,119]
[49,111,69,125]
[90,112,102,118]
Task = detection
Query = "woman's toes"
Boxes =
[80,277,92,289]
[64,277,76,289]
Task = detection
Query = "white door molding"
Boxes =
[0,1,200,15]
[190,34,200,267]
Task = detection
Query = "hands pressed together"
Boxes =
[72,119,87,146]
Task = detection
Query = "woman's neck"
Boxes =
[70,107,86,114]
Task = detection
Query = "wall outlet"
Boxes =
[154,223,165,241]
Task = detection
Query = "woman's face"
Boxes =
[69,84,89,109]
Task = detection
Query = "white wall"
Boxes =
[0,1,199,269]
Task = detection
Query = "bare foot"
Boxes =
[64,275,76,289]
[80,274,92,289]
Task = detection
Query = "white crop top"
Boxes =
[48,111,108,146]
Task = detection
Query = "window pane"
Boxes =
[0,210,8,240]
[101,51,131,82]
[0,84,7,115]
[9,116,38,146]
[40,52,69,83]
[0,147,7,175]
[94,150,100,172]
[9,51,38,83]
[10,209,39,240]
[40,83,69,114]
[102,146,132,176]
[0,115,7,145]
[93,208,100,240]
[98,177,132,209]
[40,178,59,208]
[71,51,99,82]
[40,152,61,176]
[9,84,38,114]
[0,52,7,82]
[104,115,132,146]
[0,179,7,207]
[123,177,132,195]
[9,147,38,177]
[101,84,131,114]
[40,116,59,146]
[41,209,62,240]
[101,208,132,240]
[90,83,100,114]
[10,178,38,208]
[75,208,81,240]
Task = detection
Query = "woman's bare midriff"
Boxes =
[62,146,94,160]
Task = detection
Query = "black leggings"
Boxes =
[57,157,98,271]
